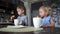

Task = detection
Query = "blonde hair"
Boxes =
[39,6,52,16]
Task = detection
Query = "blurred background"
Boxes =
[0,0,60,27]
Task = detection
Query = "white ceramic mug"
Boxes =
[33,18,42,28]
[14,19,19,26]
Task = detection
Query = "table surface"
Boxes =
[0,26,43,32]
[0,25,60,34]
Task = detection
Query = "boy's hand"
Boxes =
[18,21,24,25]
[10,15,15,21]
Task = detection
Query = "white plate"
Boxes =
[7,25,25,29]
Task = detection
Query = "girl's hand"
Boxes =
[41,25,53,28]
[10,15,15,21]
[41,25,48,28]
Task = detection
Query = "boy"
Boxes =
[11,5,27,26]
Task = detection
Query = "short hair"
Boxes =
[17,5,26,15]
[17,5,25,10]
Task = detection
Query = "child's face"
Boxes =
[17,8,24,16]
[39,8,46,17]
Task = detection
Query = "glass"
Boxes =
[14,19,19,26]
[33,17,42,28]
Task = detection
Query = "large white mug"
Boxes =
[33,17,42,28]
[14,19,19,26]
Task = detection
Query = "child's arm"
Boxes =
[41,18,54,28]
[41,18,54,32]
[47,18,54,27]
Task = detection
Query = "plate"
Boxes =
[7,25,25,29]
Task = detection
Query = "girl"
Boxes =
[39,6,54,28]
